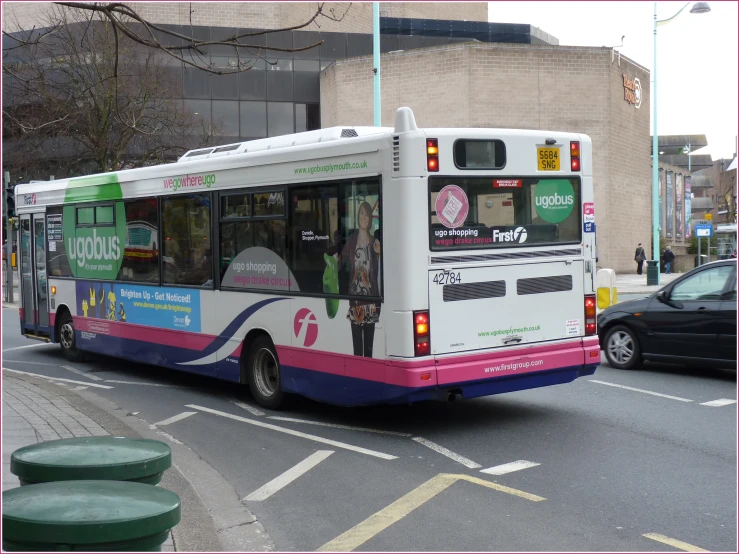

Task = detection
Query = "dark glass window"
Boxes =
[183,66,211,98]
[162,193,213,286]
[210,27,239,56]
[218,189,288,292]
[254,191,285,217]
[295,103,320,132]
[118,198,159,283]
[293,31,321,60]
[212,100,239,137]
[185,100,212,134]
[428,177,581,251]
[266,30,293,55]
[289,185,339,294]
[240,101,267,137]
[46,208,72,278]
[267,102,294,137]
[210,57,239,99]
[293,62,320,103]
[454,140,506,169]
[239,58,266,100]
[319,32,346,60]
[222,193,250,218]
[266,59,293,102]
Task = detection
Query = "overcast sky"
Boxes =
[488,1,738,161]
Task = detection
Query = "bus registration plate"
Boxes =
[537,147,560,171]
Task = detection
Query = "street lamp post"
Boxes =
[652,1,710,284]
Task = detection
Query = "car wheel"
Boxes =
[59,313,85,362]
[604,325,641,370]
[247,335,284,410]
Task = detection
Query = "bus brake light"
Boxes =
[584,295,596,335]
[427,139,439,172]
[414,311,430,356]
[571,141,581,172]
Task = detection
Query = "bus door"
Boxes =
[19,212,50,337]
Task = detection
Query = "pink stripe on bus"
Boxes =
[73,317,213,350]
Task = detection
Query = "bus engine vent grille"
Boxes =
[392,135,400,171]
[430,248,582,264]
[443,280,506,302]
[516,275,573,296]
[341,129,359,137]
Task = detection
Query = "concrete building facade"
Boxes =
[321,42,652,272]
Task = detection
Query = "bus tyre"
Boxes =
[59,313,85,362]
[247,336,284,409]
[604,325,640,370]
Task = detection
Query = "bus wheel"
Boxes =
[604,325,640,370]
[59,313,85,362]
[247,336,284,409]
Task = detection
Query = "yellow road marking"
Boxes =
[455,474,546,502]
[643,533,710,552]
[317,473,544,552]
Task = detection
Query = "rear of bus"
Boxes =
[385,120,600,403]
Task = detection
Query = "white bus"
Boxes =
[14,107,600,408]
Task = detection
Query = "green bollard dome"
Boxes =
[2,480,181,551]
[10,436,171,485]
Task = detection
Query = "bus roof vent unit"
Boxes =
[394,107,418,134]
[177,126,390,161]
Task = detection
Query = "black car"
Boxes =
[598,259,737,369]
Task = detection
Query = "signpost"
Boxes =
[693,219,713,266]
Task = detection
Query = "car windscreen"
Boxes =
[429,177,581,250]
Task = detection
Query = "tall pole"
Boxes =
[4,170,13,303]
[651,3,661,284]
[372,2,381,127]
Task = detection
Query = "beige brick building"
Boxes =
[2,2,488,33]
[321,42,652,272]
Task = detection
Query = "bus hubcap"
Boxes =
[60,323,75,350]
[608,331,633,365]
[254,348,278,397]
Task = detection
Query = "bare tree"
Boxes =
[3,5,221,178]
[2,2,352,179]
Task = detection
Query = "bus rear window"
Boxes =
[453,140,506,169]
[429,177,581,250]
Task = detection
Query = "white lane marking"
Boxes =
[480,460,541,476]
[642,533,710,552]
[103,380,177,387]
[62,365,104,381]
[2,343,54,352]
[154,412,197,427]
[412,437,482,469]
[71,386,89,391]
[3,360,62,366]
[700,398,737,407]
[590,380,693,402]
[231,399,265,417]
[3,368,114,389]
[186,404,397,460]
[246,450,334,501]
[268,416,412,437]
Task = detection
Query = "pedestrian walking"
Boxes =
[662,245,675,274]
[634,243,646,275]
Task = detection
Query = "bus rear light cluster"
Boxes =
[571,141,581,172]
[427,139,439,172]
[584,295,596,335]
[414,311,430,356]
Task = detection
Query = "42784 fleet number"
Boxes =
[432,271,462,285]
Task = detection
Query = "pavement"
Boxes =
[614,271,682,294]
[1,368,265,552]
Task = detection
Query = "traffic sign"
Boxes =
[706,213,713,220]
[693,219,709,227]
[695,224,713,237]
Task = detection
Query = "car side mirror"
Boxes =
[656,290,668,303]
